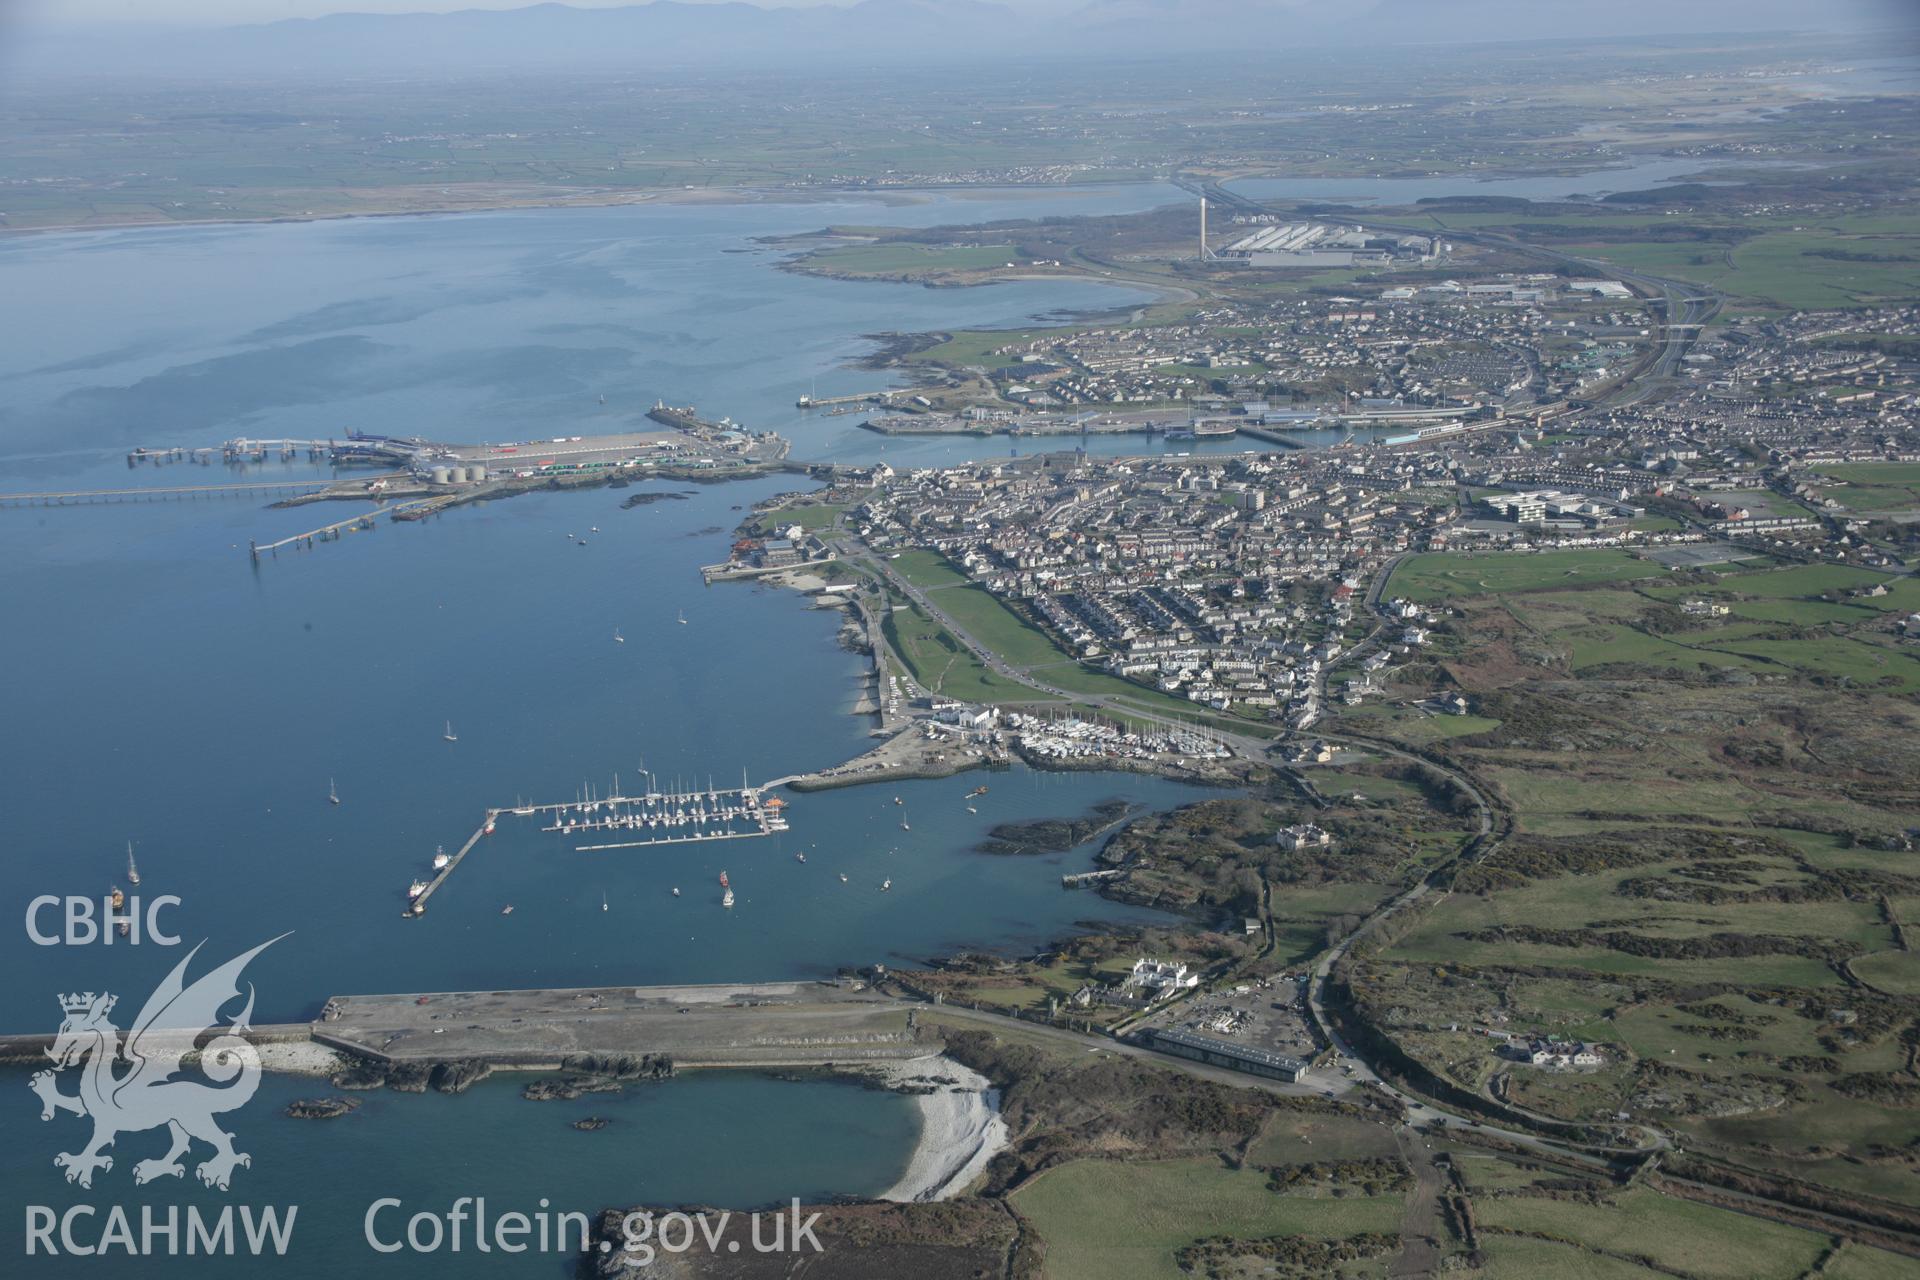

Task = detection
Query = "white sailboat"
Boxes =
[614,628,625,644]
[677,610,688,625]
[443,721,458,742]
[126,841,140,887]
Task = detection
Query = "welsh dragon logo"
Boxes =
[29,936,284,1191]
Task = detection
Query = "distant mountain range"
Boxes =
[11,0,1907,79]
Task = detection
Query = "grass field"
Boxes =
[1822,1242,1920,1280]
[1475,1234,1668,1279]
[1011,1158,1403,1280]
[1810,462,1920,515]
[1852,949,1920,996]
[881,598,1051,704]
[1570,228,1920,310]
[926,582,1079,669]
[1506,571,1920,687]
[1663,562,1899,601]
[766,502,847,532]
[889,549,972,589]
[1474,1189,1827,1280]
[1392,549,1664,602]
[1243,1111,1402,1166]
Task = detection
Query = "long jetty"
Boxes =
[405,811,498,917]
[249,497,440,559]
[402,779,790,916]
[797,391,894,409]
[0,480,334,507]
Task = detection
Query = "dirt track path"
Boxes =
[1391,1126,1446,1278]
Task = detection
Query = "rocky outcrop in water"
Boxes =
[327,1055,493,1094]
[523,1076,625,1101]
[620,490,695,509]
[524,1053,674,1101]
[975,799,1132,856]
[285,1096,360,1119]
[561,1052,674,1080]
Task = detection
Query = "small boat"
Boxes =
[900,822,910,831]
[893,797,902,806]
[590,526,601,534]
[718,870,730,888]
[614,628,625,643]
[880,878,892,892]
[443,721,458,742]
[796,851,806,863]
[966,805,978,814]
[432,845,450,871]
[602,892,608,912]
[672,887,681,897]
[838,873,849,883]
[677,611,688,625]
[329,778,340,806]
[968,786,989,798]
[407,880,428,900]
[109,885,124,912]
[126,841,140,886]
[722,888,735,909]
[501,904,514,916]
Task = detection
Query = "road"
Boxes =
[910,997,1344,1101]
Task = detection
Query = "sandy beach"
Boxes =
[874,1054,1009,1202]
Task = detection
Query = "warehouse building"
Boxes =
[1143,1027,1310,1082]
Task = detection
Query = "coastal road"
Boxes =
[910,999,1348,1102]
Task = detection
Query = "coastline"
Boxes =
[0,178,1149,240]
[871,1054,1009,1203]
[254,1040,347,1077]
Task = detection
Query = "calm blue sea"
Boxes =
[0,184,1219,1273]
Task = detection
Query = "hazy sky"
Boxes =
[12,0,1916,31]
[16,0,895,26]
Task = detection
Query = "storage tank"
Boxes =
[429,465,450,485]
[468,464,487,483]
[447,466,468,485]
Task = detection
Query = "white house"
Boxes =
[1277,823,1333,851]
[1127,957,1200,997]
